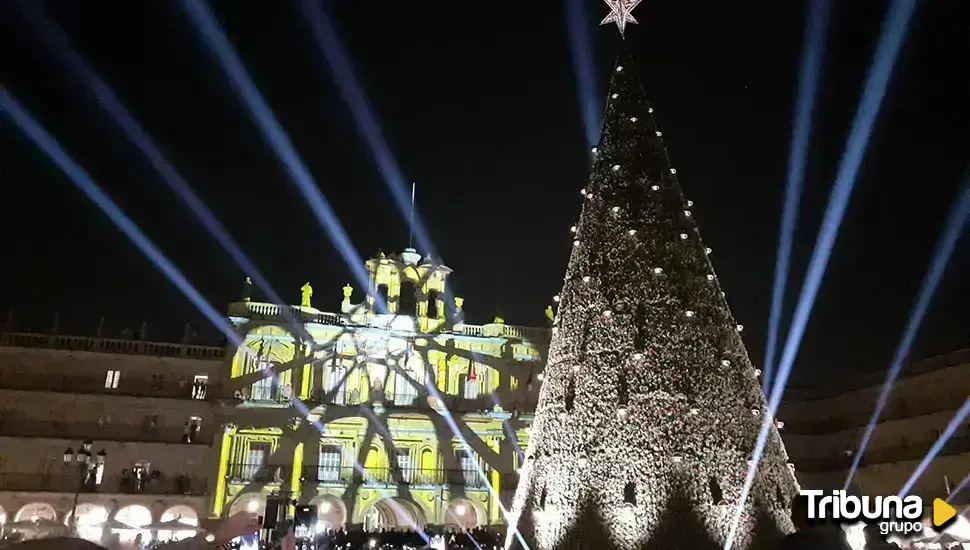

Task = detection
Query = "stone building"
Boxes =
[2,245,965,545]
[213,248,549,530]
[0,248,551,541]
[780,347,970,505]
[0,331,223,542]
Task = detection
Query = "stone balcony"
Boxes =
[0,332,225,360]
[227,301,552,345]
[0,472,207,496]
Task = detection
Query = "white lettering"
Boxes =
[862,496,882,520]
[902,497,921,520]
[840,493,860,518]
[801,490,823,519]
[883,496,904,520]
[800,490,925,535]
[820,495,834,519]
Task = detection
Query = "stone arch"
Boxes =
[360,496,427,531]
[309,494,346,529]
[159,505,199,541]
[399,279,418,315]
[14,502,56,522]
[444,497,484,530]
[228,494,266,517]
[65,503,109,542]
[113,504,152,543]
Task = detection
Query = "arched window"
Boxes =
[634,304,647,348]
[709,477,724,504]
[376,285,390,314]
[564,377,576,412]
[427,290,440,318]
[617,371,629,406]
[399,281,417,315]
[624,482,636,505]
[580,320,591,358]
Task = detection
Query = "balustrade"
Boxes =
[0,472,206,495]
[0,418,210,445]
[0,331,224,359]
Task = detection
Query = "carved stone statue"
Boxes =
[342,284,353,301]
[300,282,313,308]
[242,276,253,302]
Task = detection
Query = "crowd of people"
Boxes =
[309,526,501,550]
[2,501,960,550]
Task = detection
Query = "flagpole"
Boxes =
[408,182,416,249]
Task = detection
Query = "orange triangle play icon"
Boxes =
[933,498,957,528]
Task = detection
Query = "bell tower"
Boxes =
[364,249,452,324]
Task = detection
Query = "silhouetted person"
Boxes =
[863,524,900,549]
[776,494,852,550]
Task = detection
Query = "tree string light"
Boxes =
[505,55,796,550]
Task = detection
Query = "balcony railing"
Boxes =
[0,419,210,445]
[228,303,344,327]
[0,472,207,495]
[0,372,216,401]
[304,389,539,415]
[792,434,970,473]
[300,465,491,488]
[224,463,491,488]
[225,463,289,484]
[226,302,551,347]
[0,332,224,359]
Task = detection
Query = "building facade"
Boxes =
[212,248,550,531]
[0,248,550,542]
[779,347,970,506]
[4,247,964,543]
[0,331,223,542]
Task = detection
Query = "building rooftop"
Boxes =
[784,345,970,401]
[0,331,226,360]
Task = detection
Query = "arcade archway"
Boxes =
[361,497,425,531]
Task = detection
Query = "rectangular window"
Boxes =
[104,370,121,389]
[192,375,208,400]
[244,442,271,481]
[318,445,342,482]
[251,362,277,401]
[325,362,347,405]
[461,373,479,400]
[456,450,479,486]
[396,449,413,483]
[393,357,420,406]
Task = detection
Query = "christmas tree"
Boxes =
[504,57,799,550]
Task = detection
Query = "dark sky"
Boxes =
[0,1,967,389]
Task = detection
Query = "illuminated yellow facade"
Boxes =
[211,249,549,530]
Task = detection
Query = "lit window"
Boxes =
[191,375,208,400]
[318,445,343,482]
[104,370,121,389]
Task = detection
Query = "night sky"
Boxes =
[1,1,967,389]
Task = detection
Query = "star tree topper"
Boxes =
[601,0,643,38]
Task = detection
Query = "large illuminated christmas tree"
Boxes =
[504,9,799,550]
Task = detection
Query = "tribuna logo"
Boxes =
[801,490,925,536]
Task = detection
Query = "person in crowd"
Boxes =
[776,494,853,550]
[862,524,900,550]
